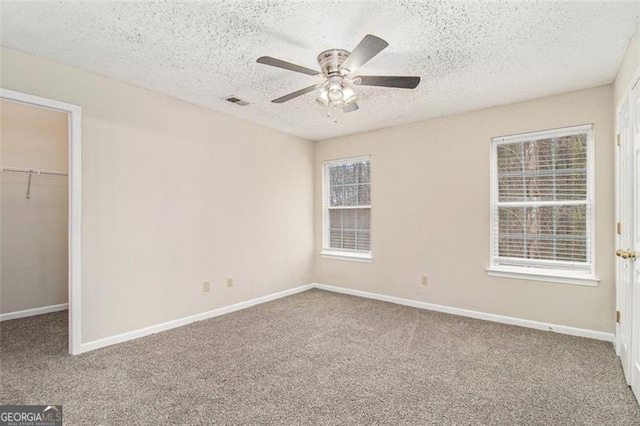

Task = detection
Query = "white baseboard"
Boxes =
[313,283,615,343]
[78,281,613,354]
[80,284,314,353]
[0,303,68,321]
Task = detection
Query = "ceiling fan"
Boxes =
[257,34,420,113]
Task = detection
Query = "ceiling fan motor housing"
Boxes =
[314,49,358,108]
[317,49,351,76]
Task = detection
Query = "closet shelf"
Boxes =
[1,166,68,199]
[0,166,68,177]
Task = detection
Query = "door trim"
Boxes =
[1,88,82,355]
[615,97,627,358]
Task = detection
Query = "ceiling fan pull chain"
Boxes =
[327,106,340,124]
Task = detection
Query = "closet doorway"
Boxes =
[0,89,81,354]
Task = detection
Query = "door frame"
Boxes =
[1,88,82,355]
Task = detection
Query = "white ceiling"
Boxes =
[1,1,639,141]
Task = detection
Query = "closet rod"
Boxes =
[0,166,68,177]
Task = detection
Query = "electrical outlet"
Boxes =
[226,276,234,288]
[203,281,210,292]
[421,275,428,286]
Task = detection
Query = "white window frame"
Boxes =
[487,124,599,286]
[321,155,372,261]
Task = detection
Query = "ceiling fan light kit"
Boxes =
[316,76,358,108]
[257,34,421,114]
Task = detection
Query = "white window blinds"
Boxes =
[323,157,371,257]
[490,125,594,276]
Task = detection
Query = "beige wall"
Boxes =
[1,47,314,343]
[0,43,621,344]
[614,24,640,107]
[1,100,69,314]
[314,86,615,332]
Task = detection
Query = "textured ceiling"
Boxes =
[1,1,639,141]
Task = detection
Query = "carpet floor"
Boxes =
[1,289,639,425]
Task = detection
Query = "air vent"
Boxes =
[225,96,250,106]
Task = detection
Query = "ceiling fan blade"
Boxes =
[343,103,359,113]
[272,85,321,103]
[356,75,421,89]
[341,34,389,73]
[257,56,319,76]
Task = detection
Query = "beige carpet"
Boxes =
[1,289,639,425]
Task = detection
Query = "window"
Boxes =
[322,156,371,260]
[488,124,597,285]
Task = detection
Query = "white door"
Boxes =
[630,84,640,401]
[616,95,634,385]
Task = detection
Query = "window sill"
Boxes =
[486,266,599,287]
[320,250,372,263]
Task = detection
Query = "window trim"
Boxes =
[488,124,597,285]
[321,155,372,260]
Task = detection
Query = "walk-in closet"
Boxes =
[0,100,69,326]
